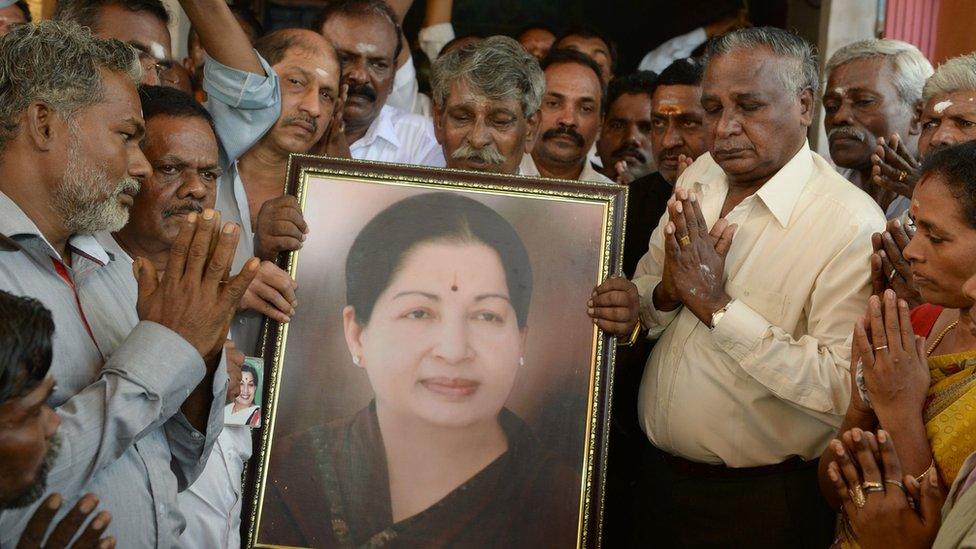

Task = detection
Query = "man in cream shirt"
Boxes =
[590,27,887,546]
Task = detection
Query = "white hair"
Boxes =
[705,26,819,94]
[923,52,976,103]
[824,39,933,107]
[431,35,545,118]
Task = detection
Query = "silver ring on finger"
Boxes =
[873,345,888,352]
[888,268,898,280]
[862,481,885,494]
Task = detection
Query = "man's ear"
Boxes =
[909,100,923,136]
[23,101,64,152]
[798,87,814,127]
[524,111,541,154]
[432,103,445,145]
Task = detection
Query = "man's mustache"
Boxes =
[346,83,377,103]
[282,113,319,135]
[613,145,648,164]
[543,126,585,147]
[828,126,867,143]
[451,143,506,165]
[162,201,204,218]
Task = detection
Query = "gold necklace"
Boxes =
[927,320,959,356]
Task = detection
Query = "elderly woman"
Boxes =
[818,141,976,547]
[260,192,578,548]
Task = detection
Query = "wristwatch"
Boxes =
[616,318,644,347]
[710,301,733,330]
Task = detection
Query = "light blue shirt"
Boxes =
[0,192,228,549]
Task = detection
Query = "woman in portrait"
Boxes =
[226,363,261,427]
[261,192,579,548]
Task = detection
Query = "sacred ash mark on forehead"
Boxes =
[355,42,378,55]
[934,100,953,114]
[316,67,330,78]
[149,41,167,61]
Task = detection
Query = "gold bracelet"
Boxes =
[914,460,936,483]
[616,319,644,347]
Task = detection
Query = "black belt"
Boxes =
[663,452,818,480]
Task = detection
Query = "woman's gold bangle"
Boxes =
[914,460,936,483]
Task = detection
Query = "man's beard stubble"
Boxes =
[2,434,61,510]
[52,143,140,235]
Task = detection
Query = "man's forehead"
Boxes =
[546,62,601,94]
[447,83,522,113]
[274,51,340,83]
[145,116,218,156]
[825,58,892,94]
[323,13,397,52]
[924,92,976,116]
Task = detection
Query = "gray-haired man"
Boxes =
[0,21,257,547]
[430,35,543,175]
[822,39,933,220]
[587,27,886,546]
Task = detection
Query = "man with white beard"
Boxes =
[0,21,257,547]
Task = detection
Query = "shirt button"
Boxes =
[192,432,204,440]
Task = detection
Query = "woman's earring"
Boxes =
[519,356,525,367]
[352,356,361,366]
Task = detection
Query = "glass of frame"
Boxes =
[244,156,626,548]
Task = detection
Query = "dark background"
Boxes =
[401,0,814,73]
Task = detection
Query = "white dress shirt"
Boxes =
[520,153,614,183]
[638,27,708,74]
[388,54,432,117]
[349,104,446,167]
[633,142,886,467]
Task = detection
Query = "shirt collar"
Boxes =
[754,140,814,228]
[0,191,113,265]
[351,105,401,151]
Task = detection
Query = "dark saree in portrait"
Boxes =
[259,402,580,548]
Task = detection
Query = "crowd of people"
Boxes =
[1,0,976,547]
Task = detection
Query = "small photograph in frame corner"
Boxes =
[244,156,626,549]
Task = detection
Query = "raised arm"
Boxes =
[178,0,264,76]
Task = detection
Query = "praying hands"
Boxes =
[657,188,737,325]
[825,428,943,549]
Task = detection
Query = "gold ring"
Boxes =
[862,481,885,494]
[873,345,888,352]
[851,484,866,509]
[898,170,907,182]
[678,235,691,248]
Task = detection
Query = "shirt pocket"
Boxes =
[726,280,788,325]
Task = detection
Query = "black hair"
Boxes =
[541,48,607,113]
[606,70,657,112]
[346,192,533,328]
[138,85,216,134]
[554,26,617,74]
[13,1,31,22]
[230,5,264,43]
[516,23,555,41]
[438,33,482,58]
[311,0,403,62]
[654,57,705,90]
[919,141,976,228]
[54,0,169,31]
[255,28,334,67]
[241,363,258,381]
[0,291,53,405]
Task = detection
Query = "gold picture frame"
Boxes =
[243,156,627,548]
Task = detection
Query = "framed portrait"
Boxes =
[226,357,264,428]
[243,156,626,548]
